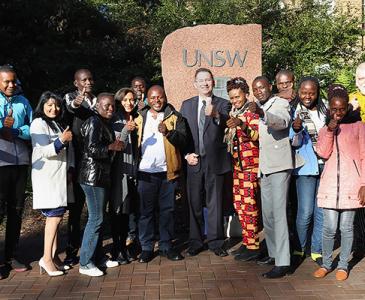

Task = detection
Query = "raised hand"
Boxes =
[108,139,125,151]
[60,126,73,143]
[205,102,219,118]
[226,117,243,129]
[126,115,136,131]
[327,119,338,132]
[248,101,264,118]
[4,108,14,128]
[158,121,169,136]
[73,87,86,107]
[277,89,296,101]
[292,115,303,133]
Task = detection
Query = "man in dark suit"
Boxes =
[180,68,231,257]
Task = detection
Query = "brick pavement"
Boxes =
[1,241,365,300]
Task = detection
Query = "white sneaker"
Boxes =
[79,264,104,277]
[102,259,119,268]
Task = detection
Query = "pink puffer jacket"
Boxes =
[316,121,365,209]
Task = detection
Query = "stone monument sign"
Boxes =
[161,24,262,109]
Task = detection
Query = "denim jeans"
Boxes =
[79,184,105,266]
[137,172,176,251]
[322,208,356,270]
[295,165,323,254]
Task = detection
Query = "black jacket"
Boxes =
[78,114,115,188]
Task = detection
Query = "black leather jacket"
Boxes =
[78,114,115,188]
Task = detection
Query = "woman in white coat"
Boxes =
[30,91,73,277]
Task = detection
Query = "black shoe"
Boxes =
[262,266,290,278]
[159,249,184,261]
[127,241,141,261]
[256,256,275,265]
[138,250,154,263]
[230,244,247,256]
[116,250,131,265]
[352,249,365,259]
[6,259,28,272]
[64,247,79,266]
[186,246,204,257]
[210,247,228,257]
[235,249,260,262]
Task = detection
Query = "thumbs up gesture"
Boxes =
[292,115,303,133]
[248,101,264,118]
[73,87,86,107]
[158,120,169,136]
[60,126,73,143]
[327,119,338,132]
[126,115,136,132]
[4,108,14,128]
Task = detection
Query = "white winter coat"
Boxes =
[30,118,74,209]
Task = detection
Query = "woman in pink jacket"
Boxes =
[313,84,365,281]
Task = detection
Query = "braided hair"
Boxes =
[327,83,349,104]
[291,76,327,116]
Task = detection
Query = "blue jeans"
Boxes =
[79,184,105,266]
[322,208,356,270]
[295,166,323,254]
[137,172,176,251]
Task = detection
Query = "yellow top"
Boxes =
[349,90,365,122]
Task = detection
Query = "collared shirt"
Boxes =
[197,95,212,124]
[138,111,167,173]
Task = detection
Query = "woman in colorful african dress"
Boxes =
[224,77,260,261]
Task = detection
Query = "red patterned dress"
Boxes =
[231,110,259,250]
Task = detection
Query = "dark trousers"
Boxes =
[187,157,225,250]
[137,171,176,251]
[66,181,85,251]
[0,165,28,261]
[110,212,129,257]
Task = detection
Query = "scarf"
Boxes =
[224,102,250,154]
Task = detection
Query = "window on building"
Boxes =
[213,77,230,100]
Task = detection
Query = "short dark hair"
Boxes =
[97,92,114,103]
[74,68,92,80]
[131,76,146,86]
[0,65,16,75]
[194,68,214,80]
[253,76,271,85]
[147,85,165,98]
[275,69,294,82]
[226,77,249,94]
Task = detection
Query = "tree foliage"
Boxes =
[0,0,363,105]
